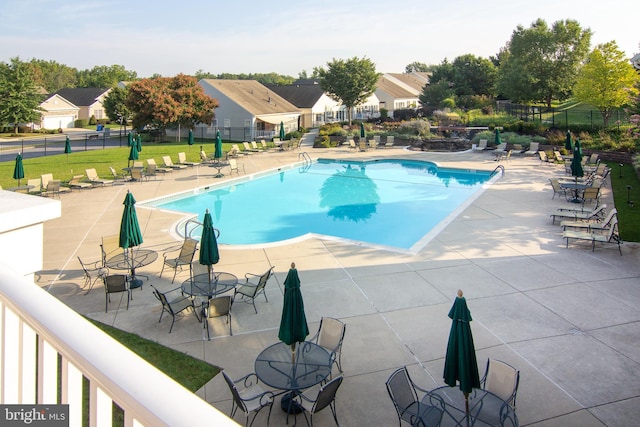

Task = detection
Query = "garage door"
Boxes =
[43,116,74,129]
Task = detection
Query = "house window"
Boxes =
[224,119,231,128]
[244,119,251,128]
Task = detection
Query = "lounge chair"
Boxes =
[474,139,488,151]
[384,135,395,148]
[553,151,564,163]
[259,140,276,152]
[199,150,213,163]
[84,169,113,186]
[563,217,622,255]
[561,208,617,232]
[586,153,599,166]
[494,142,507,155]
[147,158,172,173]
[162,155,187,170]
[524,142,539,155]
[242,141,260,153]
[358,140,368,151]
[177,152,199,166]
[27,178,42,195]
[538,151,553,164]
[550,204,607,225]
[41,173,71,194]
[250,141,265,152]
[231,144,248,156]
[68,175,92,190]
[108,167,127,183]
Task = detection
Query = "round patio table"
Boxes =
[181,272,238,319]
[255,341,332,415]
[104,248,158,289]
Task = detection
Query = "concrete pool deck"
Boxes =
[38,144,640,426]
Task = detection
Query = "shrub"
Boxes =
[314,135,331,148]
[393,109,419,121]
[88,115,97,125]
[441,98,456,109]
[75,119,88,128]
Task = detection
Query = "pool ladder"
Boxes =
[298,152,312,172]
[183,216,220,239]
[490,164,505,177]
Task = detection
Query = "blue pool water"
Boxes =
[148,159,493,251]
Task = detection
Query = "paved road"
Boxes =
[0,130,132,163]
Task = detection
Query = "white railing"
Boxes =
[0,263,237,427]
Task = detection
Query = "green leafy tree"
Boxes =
[125,74,217,133]
[450,54,497,98]
[27,59,77,92]
[77,64,137,88]
[419,79,454,110]
[193,71,294,86]
[404,62,434,73]
[0,57,43,134]
[573,41,640,127]
[102,86,131,128]
[314,56,380,125]
[497,18,592,107]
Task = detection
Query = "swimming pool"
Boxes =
[147,158,496,252]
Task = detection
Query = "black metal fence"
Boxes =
[497,101,633,130]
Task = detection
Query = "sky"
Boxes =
[1,0,638,78]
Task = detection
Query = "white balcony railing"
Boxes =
[0,263,237,427]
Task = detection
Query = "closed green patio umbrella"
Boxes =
[119,190,144,283]
[565,130,573,151]
[188,129,194,147]
[128,142,139,168]
[279,121,286,141]
[360,122,366,140]
[198,209,220,280]
[64,135,72,160]
[278,262,309,364]
[443,289,480,427]
[13,153,25,186]
[494,128,502,146]
[214,130,223,160]
[127,131,133,147]
[136,134,142,152]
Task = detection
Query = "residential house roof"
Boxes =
[266,84,326,108]
[385,72,430,94]
[376,76,418,99]
[200,79,299,115]
[52,87,110,107]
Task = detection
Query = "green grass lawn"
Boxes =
[87,317,219,391]
[0,140,233,189]
[606,161,640,242]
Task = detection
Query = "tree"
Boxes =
[314,57,380,125]
[125,74,217,133]
[450,54,497,98]
[77,65,137,88]
[497,18,591,107]
[102,86,131,129]
[0,57,43,134]
[419,79,454,110]
[573,41,640,127]
[404,62,434,73]
[28,59,77,92]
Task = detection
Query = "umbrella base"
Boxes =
[129,278,144,290]
[280,392,304,414]
[569,198,582,203]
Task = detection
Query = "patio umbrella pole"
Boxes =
[464,391,470,427]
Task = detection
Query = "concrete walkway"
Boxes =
[37,145,640,427]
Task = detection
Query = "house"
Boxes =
[198,79,301,141]
[53,87,111,122]
[38,93,79,130]
[268,82,343,128]
[271,79,380,127]
[375,72,430,118]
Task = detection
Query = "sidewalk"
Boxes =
[37,147,640,427]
